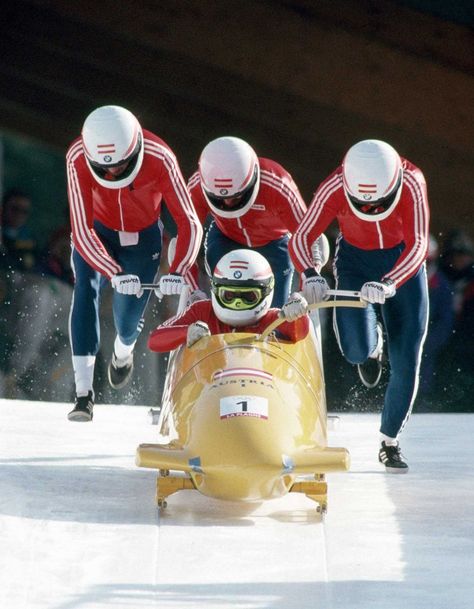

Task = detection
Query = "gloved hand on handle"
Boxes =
[281,292,309,322]
[186,321,211,347]
[158,273,185,296]
[111,274,143,297]
[301,268,329,304]
[360,280,396,304]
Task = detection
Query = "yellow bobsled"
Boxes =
[137,292,365,513]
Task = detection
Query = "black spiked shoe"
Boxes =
[68,391,94,422]
[378,441,409,473]
[107,352,134,389]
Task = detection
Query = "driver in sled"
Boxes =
[148,249,312,352]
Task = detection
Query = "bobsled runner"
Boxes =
[136,290,365,513]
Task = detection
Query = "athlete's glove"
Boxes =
[111,274,142,297]
[186,289,208,306]
[301,268,329,304]
[281,292,308,322]
[311,234,330,269]
[186,321,211,347]
[360,280,396,304]
[158,273,185,296]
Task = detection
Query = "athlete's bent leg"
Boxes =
[333,268,379,364]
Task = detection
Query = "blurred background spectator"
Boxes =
[432,229,474,411]
[439,229,474,310]
[1,189,37,272]
[417,234,455,406]
[34,210,73,286]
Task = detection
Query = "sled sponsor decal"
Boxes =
[220,395,268,420]
[213,368,273,382]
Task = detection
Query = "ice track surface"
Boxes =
[0,399,473,609]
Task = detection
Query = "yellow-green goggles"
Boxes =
[216,286,264,310]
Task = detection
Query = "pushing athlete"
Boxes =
[186,136,326,307]
[65,105,202,421]
[290,139,430,472]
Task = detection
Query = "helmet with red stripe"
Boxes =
[211,249,274,326]
[82,105,144,189]
[342,139,403,222]
[199,136,260,219]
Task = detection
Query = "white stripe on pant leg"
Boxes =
[397,265,430,435]
[73,355,96,397]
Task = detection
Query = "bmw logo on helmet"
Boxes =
[233,271,242,279]
[103,155,112,163]
[220,188,229,195]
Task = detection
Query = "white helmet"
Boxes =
[211,249,274,327]
[342,139,403,222]
[199,136,260,219]
[82,105,144,189]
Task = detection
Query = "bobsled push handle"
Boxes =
[141,283,161,296]
[326,289,361,298]
[258,289,366,341]
[141,283,191,314]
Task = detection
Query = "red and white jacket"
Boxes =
[188,158,307,247]
[66,129,202,279]
[148,299,309,352]
[289,158,430,288]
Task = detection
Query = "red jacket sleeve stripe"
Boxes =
[67,143,121,278]
[383,170,429,286]
[290,172,341,271]
[187,171,201,191]
[260,170,307,225]
[143,140,202,275]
